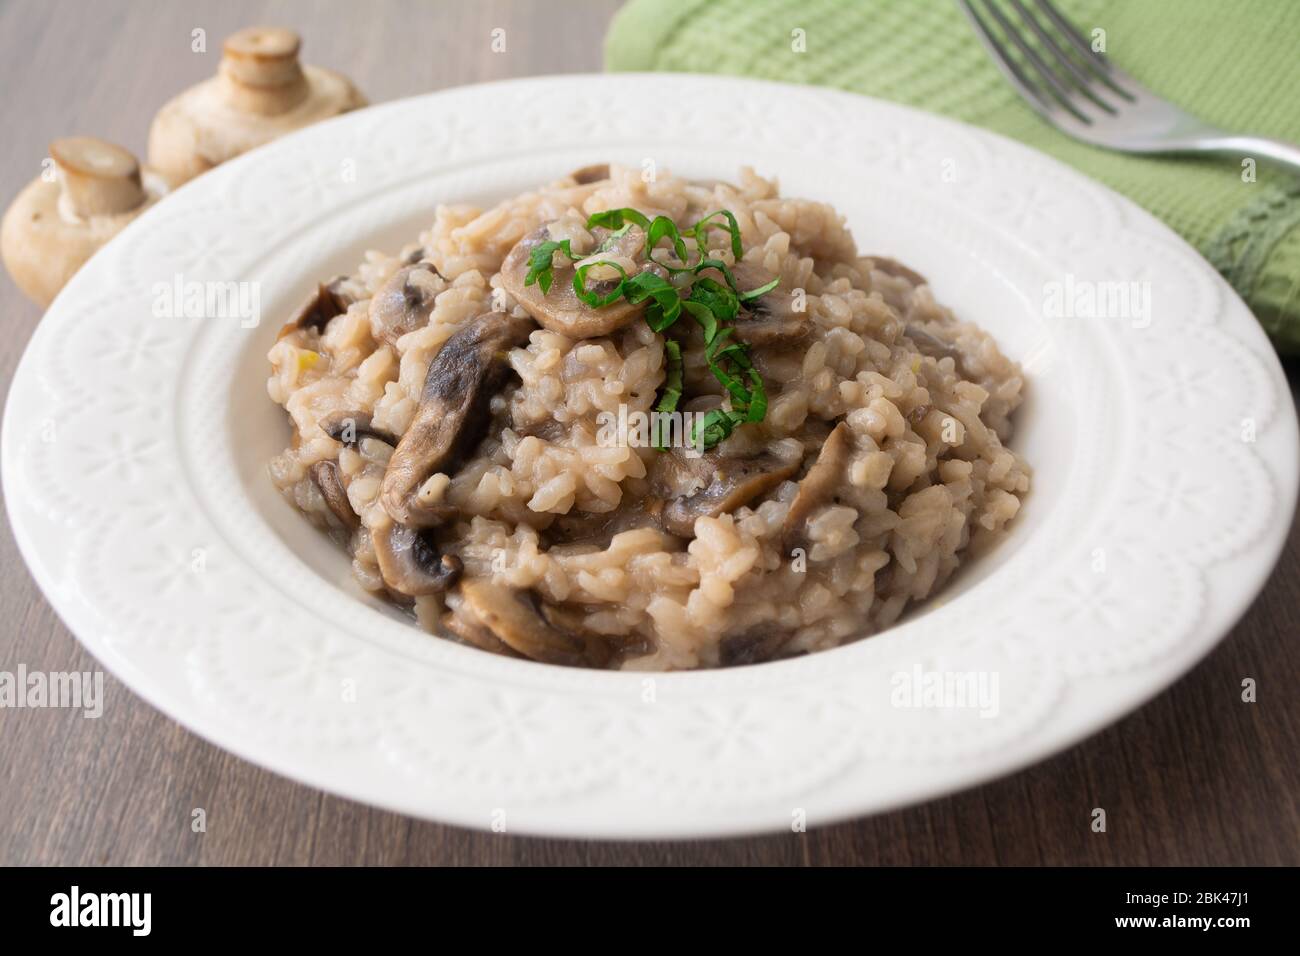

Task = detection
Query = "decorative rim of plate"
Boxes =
[4,74,1296,838]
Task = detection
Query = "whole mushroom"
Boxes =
[1,137,166,307]
[147,26,366,186]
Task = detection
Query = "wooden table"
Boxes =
[2,0,1297,866]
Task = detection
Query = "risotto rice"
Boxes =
[267,164,1030,670]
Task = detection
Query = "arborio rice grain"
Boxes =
[268,164,1030,670]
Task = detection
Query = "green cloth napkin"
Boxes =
[605,0,1300,353]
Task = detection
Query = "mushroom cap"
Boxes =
[147,27,366,185]
[1,137,163,307]
[500,224,649,339]
[371,516,463,597]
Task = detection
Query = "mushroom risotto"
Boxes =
[267,164,1030,670]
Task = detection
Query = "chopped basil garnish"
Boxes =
[657,339,684,413]
[524,239,579,295]
[652,339,684,450]
[525,207,774,449]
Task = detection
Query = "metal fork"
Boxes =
[959,0,1300,172]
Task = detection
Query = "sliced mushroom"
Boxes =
[719,624,795,667]
[569,163,610,185]
[500,223,648,338]
[541,500,679,551]
[1,137,165,307]
[543,599,654,662]
[368,261,443,347]
[783,421,852,540]
[655,445,802,537]
[441,607,522,658]
[147,26,366,185]
[371,515,462,596]
[310,460,358,531]
[278,275,354,338]
[734,318,809,349]
[902,324,965,372]
[867,255,927,286]
[729,260,808,349]
[381,311,534,527]
[514,418,566,443]
[319,410,398,448]
[449,579,610,668]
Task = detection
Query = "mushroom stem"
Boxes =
[50,137,146,220]
[217,26,310,115]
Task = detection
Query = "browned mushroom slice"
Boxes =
[368,261,442,347]
[736,319,810,349]
[902,324,966,372]
[783,421,852,540]
[319,410,399,448]
[719,624,796,667]
[278,276,353,338]
[542,599,654,662]
[868,255,927,286]
[729,260,808,349]
[371,515,462,596]
[310,460,358,531]
[450,579,610,668]
[656,446,802,538]
[734,317,809,349]
[500,224,647,338]
[441,607,522,658]
[569,163,610,184]
[381,311,534,527]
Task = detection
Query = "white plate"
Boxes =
[4,75,1296,838]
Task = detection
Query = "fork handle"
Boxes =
[1205,136,1300,176]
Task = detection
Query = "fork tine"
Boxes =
[1033,0,1137,100]
[957,0,1061,118]
[1006,0,1117,114]
[978,0,1093,123]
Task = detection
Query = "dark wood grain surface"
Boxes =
[1,0,1297,866]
